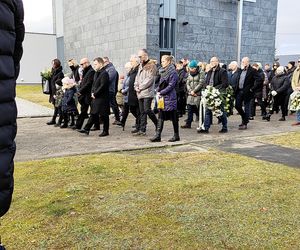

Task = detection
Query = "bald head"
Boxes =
[80,58,90,69]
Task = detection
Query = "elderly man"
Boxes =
[134,49,158,135]
[228,61,241,90]
[199,57,228,133]
[0,0,24,219]
[235,57,260,129]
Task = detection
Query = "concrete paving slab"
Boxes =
[16,97,52,118]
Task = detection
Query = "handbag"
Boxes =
[157,96,164,110]
[42,78,50,95]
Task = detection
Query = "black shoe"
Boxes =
[90,127,100,131]
[168,135,180,142]
[150,135,161,142]
[131,128,139,134]
[198,129,209,134]
[278,117,286,121]
[60,124,68,128]
[99,131,109,137]
[46,120,56,125]
[78,129,89,135]
[181,124,191,129]
[219,128,228,133]
[238,124,247,130]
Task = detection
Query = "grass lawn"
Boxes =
[16,85,52,108]
[257,131,300,149]
[1,151,300,249]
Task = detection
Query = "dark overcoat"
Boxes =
[90,68,110,116]
[0,0,25,217]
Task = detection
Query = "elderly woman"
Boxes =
[266,66,291,121]
[150,55,179,142]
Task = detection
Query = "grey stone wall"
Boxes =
[147,0,277,65]
[62,0,277,72]
[63,0,147,73]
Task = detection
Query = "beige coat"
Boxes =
[291,67,300,91]
[134,60,157,99]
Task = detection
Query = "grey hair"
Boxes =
[130,54,140,64]
[276,66,285,75]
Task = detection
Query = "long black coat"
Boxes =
[49,66,64,104]
[0,0,24,217]
[90,68,110,116]
[271,74,291,96]
[236,66,260,101]
[127,66,139,106]
[78,65,94,105]
[206,65,229,91]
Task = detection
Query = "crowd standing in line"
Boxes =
[44,49,300,142]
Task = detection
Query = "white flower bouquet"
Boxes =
[202,86,223,117]
[289,91,300,111]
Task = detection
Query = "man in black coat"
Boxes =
[200,57,228,134]
[0,0,24,218]
[79,57,110,137]
[75,58,95,130]
[235,57,260,129]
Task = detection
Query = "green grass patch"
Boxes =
[16,85,52,108]
[1,151,300,249]
[257,131,300,149]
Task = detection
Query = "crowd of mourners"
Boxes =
[44,49,300,142]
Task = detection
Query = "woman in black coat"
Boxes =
[79,57,110,136]
[267,66,291,121]
[119,57,140,132]
[47,59,64,125]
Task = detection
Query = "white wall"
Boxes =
[17,32,57,84]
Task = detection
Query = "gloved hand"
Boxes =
[271,90,277,96]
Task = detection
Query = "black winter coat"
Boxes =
[78,65,94,105]
[236,66,260,101]
[90,68,110,116]
[127,66,139,106]
[0,0,24,217]
[62,86,77,113]
[206,65,229,91]
[271,74,291,96]
[69,65,81,83]
[228,68,241,91]
[49,66,64,104]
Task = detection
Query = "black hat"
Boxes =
[288,61,295,67]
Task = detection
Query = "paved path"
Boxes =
[16,97,52,118]
[15,110,300,163]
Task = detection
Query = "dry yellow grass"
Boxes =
[257,131,300,149]
[16,85,52,108]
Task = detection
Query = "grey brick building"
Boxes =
[56,0,278,72]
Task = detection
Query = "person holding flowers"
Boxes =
[199,56,228,133]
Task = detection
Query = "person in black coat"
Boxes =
[68,59,81,83]
[200,57,228,133]
[176,61,188,117]
[0,0,24,218]
[119,56,141,132]
[46,59,64,125]
[75,58,95,130]
[267,66,291,121]
[235,57,260,129]
[79,57,110,136]
[250,63,267,119]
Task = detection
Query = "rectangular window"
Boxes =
[159,18,175,49]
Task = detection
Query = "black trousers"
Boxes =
[84,114,109,133]
[76,101,90,129]
[121,103,140,129]
[250,95,267,117]
[177,91,187,116]
[138,97,158,132]
[109,92,120,121]
[157,110,179,135]
[271,94,288,117]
